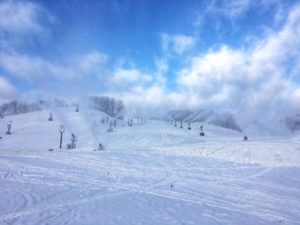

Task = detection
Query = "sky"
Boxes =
[0,0,300,119]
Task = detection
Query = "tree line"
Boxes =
[88,96,125,119]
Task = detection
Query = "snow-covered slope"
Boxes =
[0,109,112,151]
[0,109,300,225]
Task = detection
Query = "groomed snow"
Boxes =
[0,109,300,225]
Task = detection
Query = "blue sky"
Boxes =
[0,0,300,117]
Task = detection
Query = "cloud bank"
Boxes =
[0,0,299,132]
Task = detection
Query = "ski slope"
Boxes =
[0,109,300,225]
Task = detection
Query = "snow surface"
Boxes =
[0,109,300,225]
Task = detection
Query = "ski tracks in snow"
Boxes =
[0,189,129,223]
[1,120,300,224]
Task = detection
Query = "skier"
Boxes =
[71,133,77,149]
[48,112,53,121]
[98,143,105,150]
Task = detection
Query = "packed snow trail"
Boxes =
[1,110,300,225]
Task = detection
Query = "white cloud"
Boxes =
[108,4,300,118]
[77,51,108,74]
[162,34,195,55]
[223,0,251,18]
[195,0,251,28]
[0,50,109,84]
[290,87,300,110]
[194,0,289,35]
[110,68,152,86]
[0,0,53,52]
[154,33,195,97]
[178,3,300,117]
[0,52,71,81]
[0,0,299,127]
[179,46,248,95]
[0,76,17,103]
[0,0,49,34]
[172,35,196,54]
[106,85,173,116]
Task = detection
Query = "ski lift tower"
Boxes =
[107,121,114,132]
[188,122,191,130]
[6,121,12,135]
[200,125,205,136]
[128,118,131,126]
[59,125,65,149]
